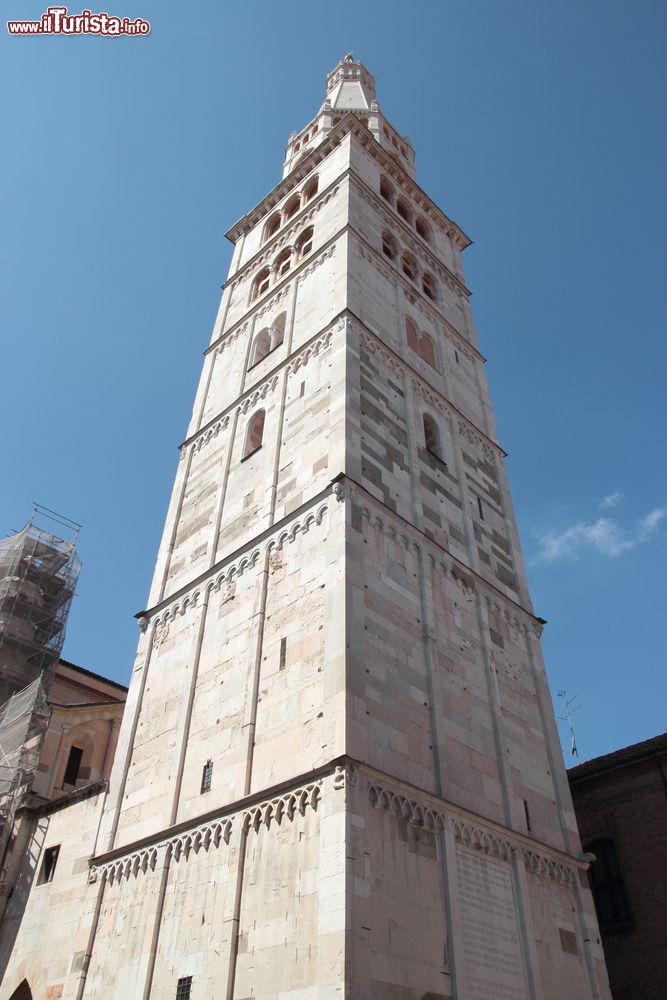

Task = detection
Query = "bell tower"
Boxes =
[0,58,611,1000]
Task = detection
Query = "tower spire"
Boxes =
[282,55,416,179]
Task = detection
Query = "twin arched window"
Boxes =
[249,312,286,368]
[406,316,437,369]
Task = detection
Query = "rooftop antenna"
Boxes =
[557,690,581,758]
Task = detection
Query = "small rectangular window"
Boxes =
[279,636,287,671]
[523,799,531,831]
[200,760,213,794]
[38,845,60,885]
[63,745,84,786]
[176,977,192,1000]
[477,496,485,521]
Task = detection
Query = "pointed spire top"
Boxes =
[325,54,376,111]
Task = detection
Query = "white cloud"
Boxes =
[533,507,666,563]
[600,491,622,509]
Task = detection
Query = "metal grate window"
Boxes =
[176,976,192,1000]
[200,760,213,794]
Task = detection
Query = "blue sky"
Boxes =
[2,1,665,763]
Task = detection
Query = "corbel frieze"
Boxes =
[242,782,321,833]
[367,778,579,885]
[90,816,234,886]
[141,496,334,634]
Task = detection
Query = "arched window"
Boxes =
[243,409,265,459]
[252,267,271,300]
[382,230,397,259]
[422,272,437,301]
[283,194,300,224]
[296,226,314,258]
[401,252,417,281]
[302,176,318,204]
[423,413,443,460]
[419,332,436,368]
[271,312,286,348]
[396,197,413,224]
[380,176,394,205]
[274,247,292,277]
[263,213,281,243]
[405,316,419,353]
[250,328,272,367]
[585,839,632,929]
[415,216,430,242]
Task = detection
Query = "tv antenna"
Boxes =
[557,690,581,758]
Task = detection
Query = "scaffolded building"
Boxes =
[0,508,81,705]
[0,508,81,891]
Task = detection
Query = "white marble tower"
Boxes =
[0,57,611,1000]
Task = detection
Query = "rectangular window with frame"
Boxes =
[38,845,60,885]
[200,760,213,794]
[63,745,84,786]
[176,976,192,1000]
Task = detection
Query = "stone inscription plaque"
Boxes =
[456,848,527,1000]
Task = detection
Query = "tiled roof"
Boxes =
[568,732,667,782]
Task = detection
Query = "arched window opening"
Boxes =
[274,247,292,277]
[423,413,443,460]
[252,267,271,300]
[422,272,437,300]
[416,216,430,242]
[382,230,397,260]
[405,316,419,353]
[585,839,633,929]
[302,176,319,204]
[396,197,412,224]
[271,312,286,349]
[380,176,394,205]
[250,328,272,367]
[263,213,281,243]
[401,252,417,281]
[296,226,314,258]
[243,409,265,459]
[283,194,300,224]
[419,333,436,369]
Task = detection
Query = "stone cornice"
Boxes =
[87,758,583,888]
[183,313,343,457]
[338,477,542,635]
[135,480,342,629]
[225,114,471,251]
[221,180,342,292]
[89,762,337,884]
[206,231,341,358]
[365,771,582,885]
[355,319,501,457]
[350,171,472,300]
[350,233,482,363]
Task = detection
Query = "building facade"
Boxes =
[0,58,611,1000]
[569,734,667,1000]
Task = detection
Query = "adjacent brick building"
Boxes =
[569,734,667,1000]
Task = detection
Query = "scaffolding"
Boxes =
[0,677,50,868]
[0,506,81,705]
